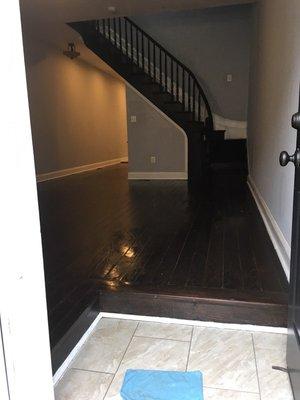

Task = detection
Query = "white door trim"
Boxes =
[0,321,9,400]
[0,1,54,399]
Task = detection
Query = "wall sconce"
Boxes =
[63,43,80,59]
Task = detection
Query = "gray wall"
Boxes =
[127,87,187,174]
[133,5,252,121]
[247,0,300,276]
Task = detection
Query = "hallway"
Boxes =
[38,161,288,369]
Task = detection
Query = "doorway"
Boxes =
[3,0,298,400]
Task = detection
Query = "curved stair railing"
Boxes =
[80,17,213,130]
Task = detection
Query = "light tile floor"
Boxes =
[55,318,294,400]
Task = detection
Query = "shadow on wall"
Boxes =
[23,34,128,176]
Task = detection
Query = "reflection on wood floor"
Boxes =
[37,161,288,367]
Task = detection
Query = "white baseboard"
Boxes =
[53,313,102,385]
[101,312,287,334]
[128,171,187,180]
[247,175,290,280]
[37,157,128,182]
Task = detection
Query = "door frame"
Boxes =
[286,101,300,399]
[0,320,9,400]
[0,1,54,399]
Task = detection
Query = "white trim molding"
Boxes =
[36,157,128,182]
[128,171,188,180]
[247,175,291,280]
[101,312,287,334]
[53,313,102,385]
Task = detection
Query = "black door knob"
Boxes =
[279,149,300,167]
[292,112,300,130]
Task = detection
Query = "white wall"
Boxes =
[133,5,252,121]
[23,36,128,176]
[126,87,187,178]
[247,0,300,277]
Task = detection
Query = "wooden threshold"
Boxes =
[99,285,288,327]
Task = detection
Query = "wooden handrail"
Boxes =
[124,17,213,128]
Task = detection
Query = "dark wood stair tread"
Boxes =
[176,111,193,115]
[164,100,182,105]
[130,71,147,76]
[143,80,160,85]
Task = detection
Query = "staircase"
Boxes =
[69,17,223,180]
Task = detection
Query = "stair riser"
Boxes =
[164,103,183,112]
[99,290,287,327]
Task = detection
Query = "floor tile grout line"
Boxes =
[70,367,115,375]
[251,333,262,400]
[185,326,194,372]
[101,373,115,400]
[103,321,140,400]
[134,334,191,343]
[203,385,260,395]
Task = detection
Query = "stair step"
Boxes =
[207,130,226,140]
[209,138,247,164]
[174,111,194,122]
[212,129,226,135]
[131,70,146,75]
[183,120,205,129]
[130,71,150,79]
[130,73,155,85]
[144,80,161,86]
[164,100,182,105]
[99,286,287,327]
[176,110,193,114]
[164,100,183,112]
[152,90,173,99]
[152,89,168,94]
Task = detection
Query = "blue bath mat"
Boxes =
[120,369,203,400]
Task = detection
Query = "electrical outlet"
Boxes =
[150,156,156,164]
[226,74,232,82]
[130,115,137,123]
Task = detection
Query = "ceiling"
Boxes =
[21,0,256,23]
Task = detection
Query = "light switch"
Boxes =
[226,74,232,82]
[150,156,156,164]
[130,115,137,123]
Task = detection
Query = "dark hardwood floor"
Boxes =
[37,157,288,371]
